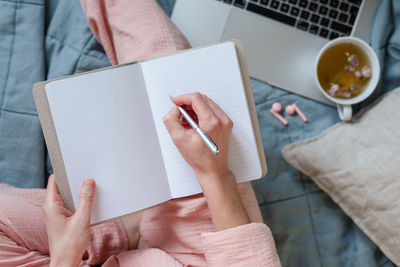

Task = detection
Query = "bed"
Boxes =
[1,0,399,265]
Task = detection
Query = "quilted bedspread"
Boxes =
[1,0,399,266]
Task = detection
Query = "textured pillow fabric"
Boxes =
[282,88,400,266]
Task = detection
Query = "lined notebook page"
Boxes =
[45,64,171,223]
[141,42,263,198]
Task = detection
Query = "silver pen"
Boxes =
[169,95,219,155]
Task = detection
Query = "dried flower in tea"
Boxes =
[344,65,355,72]
[318,43,372,99]
[342,91,351,98]
[354,71,362,78]
[362,66,371,78]
[346,53,359,66]
[329,83,340,96]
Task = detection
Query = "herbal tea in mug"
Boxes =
[317,43,372,99]
[315,37,380,121]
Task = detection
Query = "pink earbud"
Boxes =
[270,102,288,125]
[285,104,308,122]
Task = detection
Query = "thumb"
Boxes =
[45,174,59,202]
[75,178,96,222]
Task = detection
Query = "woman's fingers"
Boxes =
[43,174,73,218]
[44,174,64,210]
[201,94,233,129]
[75,179,96,222]
[163,105,186,140]
[172,93,216,122]
[45,174,58,202]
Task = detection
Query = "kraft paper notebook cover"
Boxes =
[33,40,267,224]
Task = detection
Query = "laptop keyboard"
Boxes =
[216,0,363,40]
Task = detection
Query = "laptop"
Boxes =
[171,0,380,106]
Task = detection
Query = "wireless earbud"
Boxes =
[270,102,288,125]
[285,104,308,122]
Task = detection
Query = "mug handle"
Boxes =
[337,104,352,121]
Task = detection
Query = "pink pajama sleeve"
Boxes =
[138,193,280,267]
[201,223,281,266]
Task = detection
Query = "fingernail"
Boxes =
[83,179,94,193]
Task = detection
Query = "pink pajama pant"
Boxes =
[0,183,268,266]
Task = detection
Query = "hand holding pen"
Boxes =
[163,93,233,183]
[169,95,219,155]
[163,93,251,231]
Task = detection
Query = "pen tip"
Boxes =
[168,94,174,101]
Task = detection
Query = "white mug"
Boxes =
[315,37,380,121]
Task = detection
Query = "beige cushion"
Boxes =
[282,88,400,266]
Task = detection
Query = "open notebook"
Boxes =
[33,41,267,224]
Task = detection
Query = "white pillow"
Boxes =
[282,88,400,266]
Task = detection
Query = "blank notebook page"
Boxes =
[45,64,171,223]
[142,42,263,198]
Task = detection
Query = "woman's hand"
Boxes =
[163,93,250,231]
[43,175,95,267]
[163,92,233,184]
